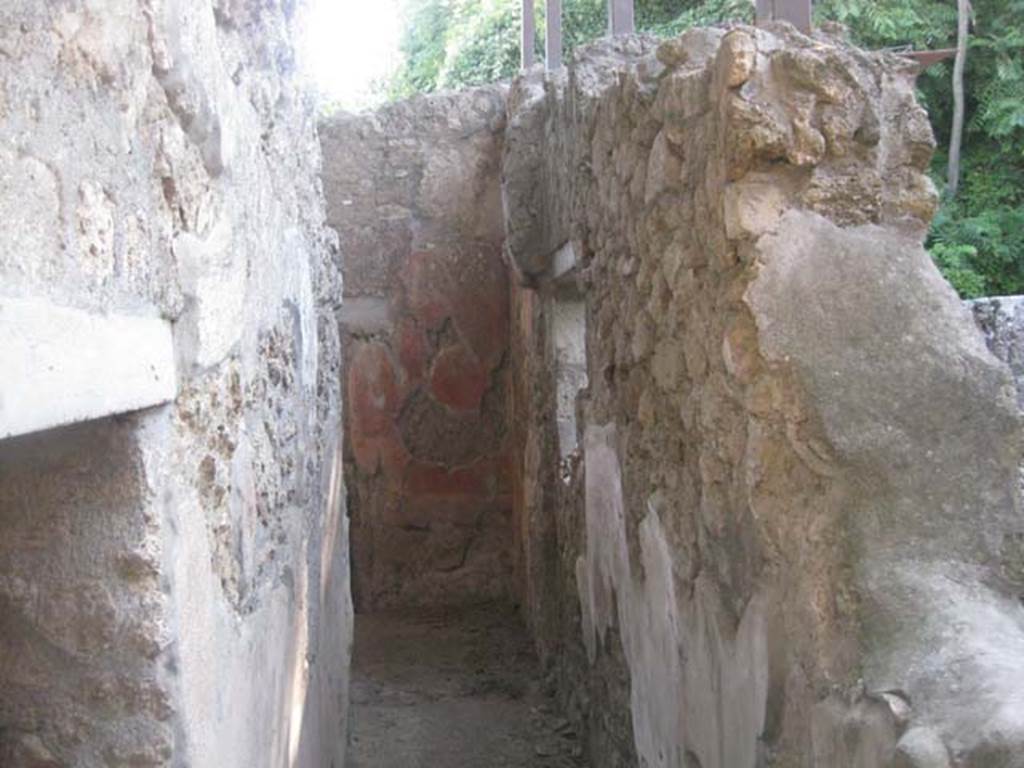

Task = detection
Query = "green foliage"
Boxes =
[388,0,454,100]
[560,0,605,51]
[386,0,1024,299]
[930,206,1024,297]
[389,0,527,96]
[441,0,525,90]
[927,147,1024,297]
[814,0,955,48]
[644,0,750,36]
[930,241,987,298]
[972,55,1024,143]
[967,1,1024,149]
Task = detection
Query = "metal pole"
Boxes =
[546,0,563,70]
[781,0,812,32]
[522,0,536,69]
[756,0,812,32]
[608,0,634,35]
[755,0,772,25]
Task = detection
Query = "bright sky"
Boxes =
[302,0,403,111]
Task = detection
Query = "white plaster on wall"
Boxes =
[551,296,587,458]
[577,423,771,768]
[577,423,685,767]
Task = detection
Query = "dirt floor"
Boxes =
[347,603,586,768]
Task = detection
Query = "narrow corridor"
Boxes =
[347,604,586,768]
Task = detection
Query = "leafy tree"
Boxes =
[928,144,1024,296]
[922,0,1024,296]
[947,0,970,196]
[967,0,1024,148]
[440,0,525,90]
[813,0,955,47]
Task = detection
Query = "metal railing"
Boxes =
[521,0,637,70]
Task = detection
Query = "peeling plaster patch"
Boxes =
[578,424,771,768]
[577,424,630,665]
[289,239,319,396]
[578,424,685,767]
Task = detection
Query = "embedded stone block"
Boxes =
[0,298,176,440]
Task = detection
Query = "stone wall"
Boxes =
[320,89,514,611]
[0,2,349,766]
[971,296,1024,408]
[504,25,1024,768]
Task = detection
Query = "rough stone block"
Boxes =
[723,179,786,240]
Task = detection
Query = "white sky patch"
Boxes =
[303,0,402,111]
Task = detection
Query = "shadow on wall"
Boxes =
[287,436,352,768]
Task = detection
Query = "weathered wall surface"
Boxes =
[320,89,514,611]
[971,296,1024,408]
[505,25,1024,768]
[0,2,349,766]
